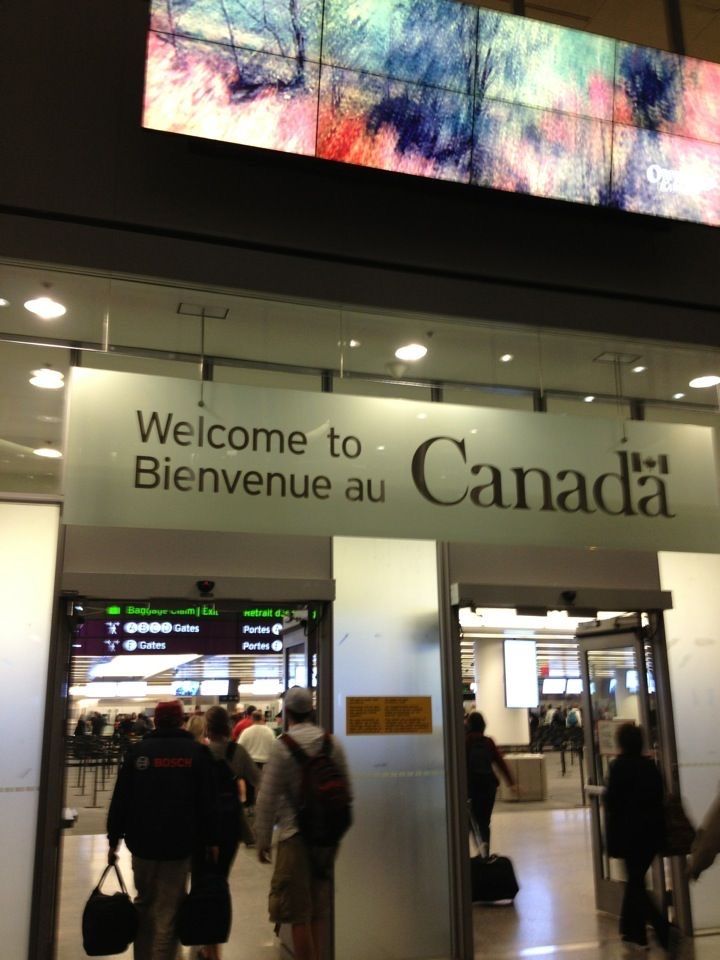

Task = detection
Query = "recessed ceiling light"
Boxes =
[499,353,513,363]
[33,446,63,459]
[632,365,647,373]
[672,392,685,400]
[29,367,65,389]
[394,343,427,362]
[0,298,8,307]
[584,395,595,403]
[348,339,361,348]
[417,413,427,420]
[377,445,385,451]
[24,296,66,320]
[689,375,720,388]
[37,414,62,423]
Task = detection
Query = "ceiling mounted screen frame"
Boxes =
[143,0,720,228]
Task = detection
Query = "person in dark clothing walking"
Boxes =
[605,722,679,957]
[107,699,220,960]
[465,712,515,856]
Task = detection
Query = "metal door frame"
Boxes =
[577,613,693,934]
[443,580,688,960]
[34,586,335,960]
[577,615,653,916]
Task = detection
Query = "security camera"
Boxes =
[561,590,577,606]
[196,579,215,597]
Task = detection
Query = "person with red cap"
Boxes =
[107,699,220,960]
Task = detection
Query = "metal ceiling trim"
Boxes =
[59,572,335,602]
[450,582,673,612]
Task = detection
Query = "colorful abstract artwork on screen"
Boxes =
[143,0,720,227]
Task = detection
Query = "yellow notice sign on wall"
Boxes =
[346,696,432,735]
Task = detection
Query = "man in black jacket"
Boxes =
[107,699,219,960]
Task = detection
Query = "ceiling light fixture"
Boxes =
[33,444,63,459]
[584,395,595,403]
[632,365,647,373]
[394,342,427,362]
[689,375,720,388]
[499,353,513,363]
[0,298,8,307]
[348,339,361,348]
[24,295,66,320]
[672,392,685,400]
[29,366,65,389]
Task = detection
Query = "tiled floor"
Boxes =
[57,756,720,959]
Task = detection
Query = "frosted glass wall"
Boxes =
[333,538,451,959]
[0,503,59,955]
[658,552,720,930]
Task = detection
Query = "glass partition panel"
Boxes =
[333,537,451,959]
[333,377,432,401]
[0,342,68,495]
[545,395,631,420]
[442,386,533,410]
[0,502,59,957]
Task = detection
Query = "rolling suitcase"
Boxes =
[468,802,519,903]
[470,853,519,903]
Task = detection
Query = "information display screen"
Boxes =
[503,639,539,708]
[71,602,307,656]
[542,677,567,695]
[143,0,720,227]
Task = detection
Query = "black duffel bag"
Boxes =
[82,863,138,956]
[177,869,232,946]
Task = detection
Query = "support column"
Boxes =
[473,639,529,744]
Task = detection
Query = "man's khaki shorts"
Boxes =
[268,835,332,924]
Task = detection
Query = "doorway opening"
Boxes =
[53,595,328,960]
[452,587,690,959]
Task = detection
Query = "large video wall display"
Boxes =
[144,0,720,227]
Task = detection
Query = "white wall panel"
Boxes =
[659,552,720,930]
[333,537,451,959]
[0,503,59,956]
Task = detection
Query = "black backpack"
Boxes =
[282,733,352,848]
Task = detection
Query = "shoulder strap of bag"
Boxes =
[281,732,309,765]
[220,740,238,781]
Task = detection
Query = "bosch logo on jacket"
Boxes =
[149,756,193,768]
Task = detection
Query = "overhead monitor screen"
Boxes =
[200,679,229,696]
[566,677,583,695]
[173,680,200,697]
[503,639,539,708]
[144,0,720,227]
[542,677,567,695]
[626,669,640,694]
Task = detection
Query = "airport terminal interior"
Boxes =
[53,600,720,959]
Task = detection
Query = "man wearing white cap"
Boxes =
[255,687,352,960]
